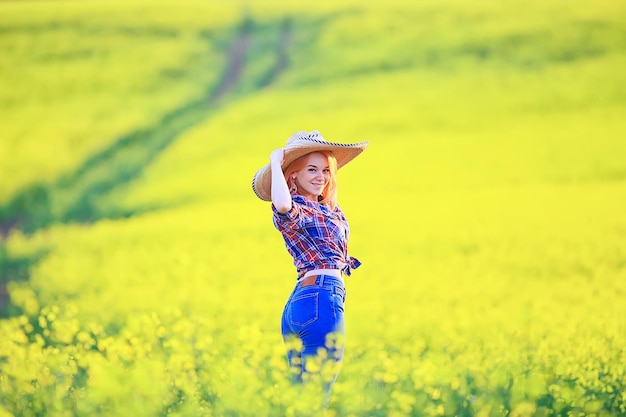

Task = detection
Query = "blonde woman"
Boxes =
[252,130,368,402]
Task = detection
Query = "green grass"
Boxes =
[1,0,625,416]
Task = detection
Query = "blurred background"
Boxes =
[1,0,625,416]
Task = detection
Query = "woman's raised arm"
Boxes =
[270,148,292,213]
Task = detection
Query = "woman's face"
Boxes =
[293,152,330,200]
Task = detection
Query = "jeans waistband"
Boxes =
[295,275,346,301]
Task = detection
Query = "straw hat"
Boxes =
[252,130,369,201]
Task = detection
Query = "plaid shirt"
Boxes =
[273,195,361,279]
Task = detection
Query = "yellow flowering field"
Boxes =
[1,0,625,416]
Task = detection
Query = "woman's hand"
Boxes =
[270,148,285,166]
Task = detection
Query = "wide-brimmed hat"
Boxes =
[252,130,369,201]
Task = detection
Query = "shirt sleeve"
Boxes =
[272,202,302,230]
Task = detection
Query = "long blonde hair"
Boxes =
[284,151,338,210]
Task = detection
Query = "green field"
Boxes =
[1,0,625,416]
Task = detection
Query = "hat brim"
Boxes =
[252,140,369,201]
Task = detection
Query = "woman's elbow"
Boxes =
[273,201,291,214]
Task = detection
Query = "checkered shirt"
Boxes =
[272,195,361,279]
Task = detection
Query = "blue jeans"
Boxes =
[281,275,346,398]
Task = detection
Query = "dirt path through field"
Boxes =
[0,17,293,315]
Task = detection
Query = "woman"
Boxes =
[252,130,368,401]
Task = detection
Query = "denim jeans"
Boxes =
[281,275,346,398]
